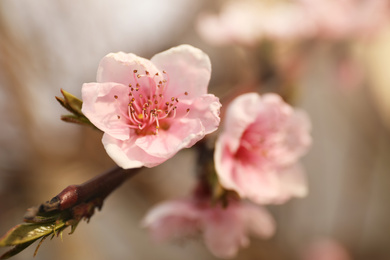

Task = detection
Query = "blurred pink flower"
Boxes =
[299,0,390,40]
[82,45,221,168]
[301,239,352,260]
[142,198,275,259]
[196,0,313,46]
[214,93,312,204]
[196,0,390,46]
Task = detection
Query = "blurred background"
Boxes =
[1,0,390,259]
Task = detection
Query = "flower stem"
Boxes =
[24,166,140,222]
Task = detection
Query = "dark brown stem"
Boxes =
[24,167,140,222]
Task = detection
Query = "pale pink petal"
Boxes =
[233,161,282,204]
[177,94,221,134]
[202,206,249,259]
[214,134,239,191]
[151,45,211,100]
[275,163,308,203]
[97,52,160,85]
[81,82,131,140]
[135,118,204,158]
[142,200,201,242]
[102,134,162,168]
[281,109,312,164]
[241,203,276,239]
[223,92,262,152]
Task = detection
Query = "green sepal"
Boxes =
[55,89,99,130]
[60,114,96,128]
[56,89,83,116]
[0,221,65,247]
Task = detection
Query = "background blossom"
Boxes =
[215,93,312,204]
[142,198,275,259]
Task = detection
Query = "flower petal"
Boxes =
[214,134,240,191]
[275,163,308,203]
[177,94,221,134]
[135,118,204,159]
[151,45,211,100]
[223,92,262,152]
[97,52,160,85]
[241,203,276,239]
[102,134,163,168]
[142,200,201,242]
[82,82,131,140]
[202,206,249,259]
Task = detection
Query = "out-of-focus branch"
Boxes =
[0,166,140,259]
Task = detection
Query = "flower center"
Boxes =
[115,70,189,136]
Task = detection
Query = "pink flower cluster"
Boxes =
[142,91,311,258]
[82,45,221,168]
[197,0,390,46]
[142,198,275,259]
[81,45,312,258]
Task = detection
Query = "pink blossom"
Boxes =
[142,198,275,259]
[82,45,221,168]
[196,0,390,46]
[299,0,390,40]
[196,0,314,46]
[301,239,352,260]
[214,93,311,204]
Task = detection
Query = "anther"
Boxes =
[133,70,138,73]
[139,94,143,98]
[184,92,188,95]
[137,74,141,79]
[145,71,150,75]
[117,115,121,119]
[171,97,175,101]
[114,95,118,99]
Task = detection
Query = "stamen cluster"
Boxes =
[114,70,189,135]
